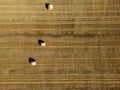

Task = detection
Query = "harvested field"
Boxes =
[0,0,120,90]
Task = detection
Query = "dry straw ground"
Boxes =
[0,0,120,90]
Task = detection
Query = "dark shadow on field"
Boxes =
[45,3,50,9]
[38,39,45,45]
[28,57,36,64]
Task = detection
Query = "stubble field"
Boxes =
[0,0,120,90]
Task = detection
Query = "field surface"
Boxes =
[0,0,120,90]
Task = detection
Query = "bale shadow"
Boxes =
[45,3,50,9]
[28,57,36,64]
[38,40,45,45]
